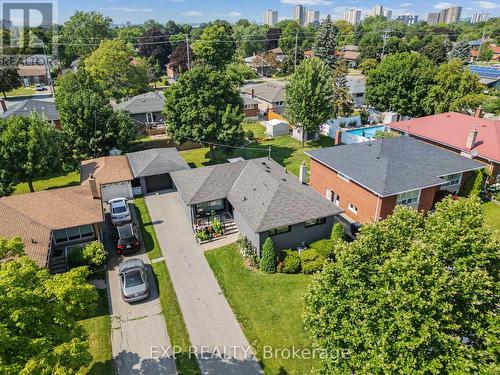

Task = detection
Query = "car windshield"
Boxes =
[124,270,144,287]
[113,205,127,214]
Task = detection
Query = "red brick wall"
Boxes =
[244,105,259,118]
[418,186,440,211]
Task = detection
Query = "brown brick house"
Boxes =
[240,94,259,120]
[306,137,484,223]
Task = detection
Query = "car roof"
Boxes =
[117,223,134,237]
[109,197,127,204]
[119,258,145,273]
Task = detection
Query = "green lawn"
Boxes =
[12,171,80,195]
[244,121,267,139]
[152,261,201,375]
[205,244,317,375]
[4,86,37,97]
[181,123,334,177]
[483,201,500,240]
[134,197,163,261]
[79,288,113,375]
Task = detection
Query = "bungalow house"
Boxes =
[240,82,285,115]
[113,91,165,128]
[346,75,366,107]
[80,156,134,202]
[241,94,260,120]
[170,157,342,254]
[0,99,60,127]
[0,185,104,272]
[388,112,500,182]
[17,65,48,86]
[306,137,483,224]
[337,45,360,67]
[127,148,190,194]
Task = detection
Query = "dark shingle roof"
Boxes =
[0,99,59,121]
[171,158,342,232]
[114,91,165,114]
[306,136,484,197]
[127,148,190,178]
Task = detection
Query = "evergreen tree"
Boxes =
[451,40,471,62]
[313,15,338,69]
[260,237,277,273]
[332,62,353,118]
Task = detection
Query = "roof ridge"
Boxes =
[0,200,52,230]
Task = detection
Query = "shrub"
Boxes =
[196,229,210,241]
[309,239,335,259]
[282,250,301,274]
[460,170,485,197]
[245,129,254,141]
[300,249,326,274]
[260,237,277,273]
[236,235,259,268]
[83,242,107,268]
[360,109,369,125]
[330,223,345,242]
[211,217,223,235]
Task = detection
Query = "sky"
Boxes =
[40,1,500,25]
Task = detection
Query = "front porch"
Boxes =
[191,200,238,243]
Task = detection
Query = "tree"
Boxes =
[0,113,62,193]
[479,42,494,61]
[0,67,20,98]
[84,39,149,99]
[61,11,113,60]
[304,197,499,374]
[225,62,258,86]
[137,27,172,68]
[420,36,450,64]
[169,41,193,74]
[266,28,281,50]
[0,236,24,259]
[164,65,244,158]
[285,58,334,147]
[260,237,277,273]
[0,239,98,374]
[425,59,484,114]
[331,62,354,118]
[358,58,378,75]
[233,23,267,58]
[451,40,471,62]
[366,52,436,117]
[313,15,338,70]
[191,24,236,69]
[359,32,383,60]
[450,93,489,115]
[55,70,136,161]
[330,223,345,242]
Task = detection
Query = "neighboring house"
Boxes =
[241,94,259,120]
[388,112,500,182]
[346,75,366,107]
[306,137,483,223]
[337,45,360,67]
[80,156,134,202]
[113,91,165,126]
[17,65,48,86]
[470,43,500,61]
[244,55,274,77]
[467,65,500,88]
[171,157,342,254]
[127,148,190,194]
[0,185,103,272]
[240,82,285,114]
[0,99,60,127]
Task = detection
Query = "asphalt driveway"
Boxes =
[145,192,263,375]
[104,204,177,374]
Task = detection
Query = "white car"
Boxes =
[34,84,45,91]
[109,198,131,226]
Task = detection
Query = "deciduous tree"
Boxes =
[451,40,472,61]
[331,62,353,118]
[191,24,236,69]
[137,27,172,68]
[285,58,334,147]
[0,67,20,98]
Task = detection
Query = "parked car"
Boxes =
[116,223,140,255]
[34,84,45,91]
[118,259,149,303]
[109,198,131,226]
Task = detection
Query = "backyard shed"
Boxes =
[263,119,289,137]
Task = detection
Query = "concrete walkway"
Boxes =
[145,192,263,375]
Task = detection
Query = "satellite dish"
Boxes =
[471,150,478,158]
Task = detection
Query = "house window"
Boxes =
[195,199,225,216]
[53,225,95,244]
[305,218,326,228]
[396,189,420,206]
[338,172,350,182]
[325,188,333,201]
[145,113,156,123]
[269,225,291,236]
[275,101,284,106]
[441,173,462,187]
[348,203,358,214]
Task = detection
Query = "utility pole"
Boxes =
[381,30,389,59]
[478,29,486,62]
[294,31,299,71]
[185,34,191,70]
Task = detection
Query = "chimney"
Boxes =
[335,129,343,145]
[299,161,307,184]
[251,89,255,99]
[0,99,6,113]
[89,176,100,199]
[465,126,478,150]
[474,106,483,118]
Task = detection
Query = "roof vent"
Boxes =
[243,196,247,201]
[367,143,372,147]
[376,156,381,159]
[261,162,267,165]
[265,169,271,173]
[281,178,287,181]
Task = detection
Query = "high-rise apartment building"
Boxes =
[371,5,384,17]
[344,9,361,25]
[471,13,489,24]
[305,10,320,26]
[293,5,306,26]
[263,10,278,26]
[428,6,462,24]
[396,14,419,25]
[384,9,392,20]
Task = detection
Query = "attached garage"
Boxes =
[127,148,190,195]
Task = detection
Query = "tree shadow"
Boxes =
[87,359,114,375]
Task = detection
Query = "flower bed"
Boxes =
[195,217,224,243]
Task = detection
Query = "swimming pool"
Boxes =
[346,125,387,138]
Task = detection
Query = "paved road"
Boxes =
[145,192,263,375]
[104,206,177,375]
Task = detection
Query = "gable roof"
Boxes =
[0,185,103,266]
[80,156,133,196]
[241,82,285,104]
[127,148,190,178]
[113,91,165,114]
[171,158,342,232]
[389,112,500,164]
[306,137,484,197]
[0,99,60,121]
[346,75,366,95]
[240,93,259,106]
[17,65,47,77]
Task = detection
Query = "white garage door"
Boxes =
[101,182,133,202]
